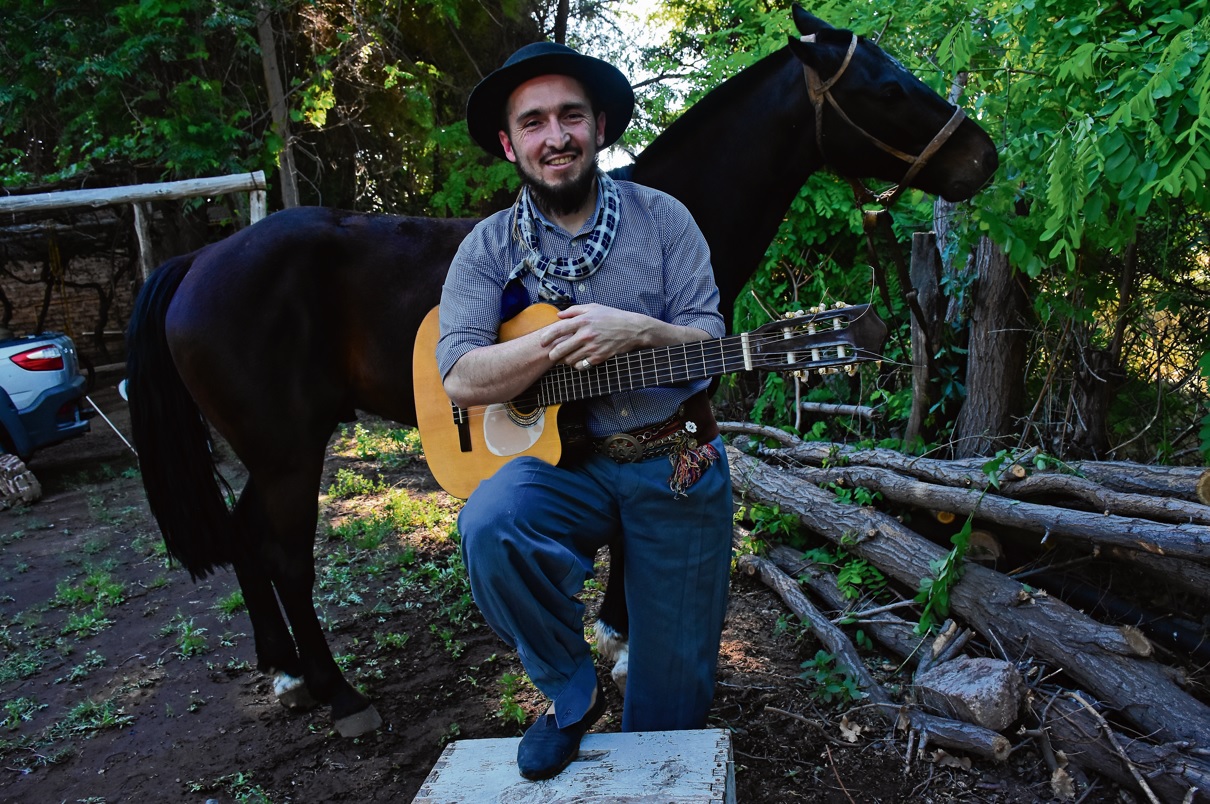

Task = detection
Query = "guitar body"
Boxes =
[413,304,564,499]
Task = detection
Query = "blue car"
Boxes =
[0,330,90,460]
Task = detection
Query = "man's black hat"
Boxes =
[466,42,635,159]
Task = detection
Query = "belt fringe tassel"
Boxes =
[669,442,720,498]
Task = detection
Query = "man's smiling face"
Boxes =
[500,74,607,217]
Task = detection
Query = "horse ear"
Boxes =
[792,5,835,35]
[787,34,824,71]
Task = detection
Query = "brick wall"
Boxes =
[1,251,137,365]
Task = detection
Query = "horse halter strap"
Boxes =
[802,34,967,208]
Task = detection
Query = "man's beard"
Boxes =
[516,150,600,218]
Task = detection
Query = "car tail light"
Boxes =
[10,345,65,371]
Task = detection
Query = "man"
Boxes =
[436,41,733,781]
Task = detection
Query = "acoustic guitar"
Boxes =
[413,303,888,499]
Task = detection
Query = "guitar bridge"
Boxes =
[451,402,472,453]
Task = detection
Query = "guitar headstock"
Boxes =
[748,303,888,375]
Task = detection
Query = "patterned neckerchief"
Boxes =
[507,170,621,305]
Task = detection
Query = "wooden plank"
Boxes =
[0,171,267,213]
[413,729,735,804]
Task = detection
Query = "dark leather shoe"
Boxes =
[516,684,606,781]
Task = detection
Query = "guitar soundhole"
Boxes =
[507,403,544,427]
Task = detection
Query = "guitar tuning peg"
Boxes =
[833,301,847,310]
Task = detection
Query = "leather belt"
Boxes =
[594,392,719,464]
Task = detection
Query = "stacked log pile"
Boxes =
[721,422,1210,802]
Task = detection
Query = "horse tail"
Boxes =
[127,252,235,579]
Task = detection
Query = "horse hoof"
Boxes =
[609,647,629,696]
[274,673,317,710]
[334,704,383,738]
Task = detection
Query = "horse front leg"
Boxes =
[595,538,630,694]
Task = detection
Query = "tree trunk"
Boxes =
[256,6,300,208]
[905,232,942,446]
[953,237,1027,457]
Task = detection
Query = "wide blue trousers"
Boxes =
[458,435,733,732]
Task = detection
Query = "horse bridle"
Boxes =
[801,34,967,208]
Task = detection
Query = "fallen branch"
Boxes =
[1033,694,1210,803]
[799,401,881,421]
[719,423,1210,522]
[765,542,925,662]
[728,446,1210,747]
[737,551,1011,761]
[781,462,1210,562]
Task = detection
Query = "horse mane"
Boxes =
[632,47,796,170]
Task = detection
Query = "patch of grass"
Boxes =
[131,533,169,558]
[0,648,45,683]
[183,770,272,799]
[381,490,458,535]
[327,514,394,550]
[55,696,134,737]
[372,631,410,650]
[55,650,106,684]
[430,624,466,659]
[163,613,209,659]
[3,696,47,729]
[51,569,126,609]
[439,722,461,747]
[496,673,529,726]
[342,421,424,470]
[327,468,384,498]
[60,605,114,637]
[215,589,246,620]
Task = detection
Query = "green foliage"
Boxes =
[734,502,803,549]
[56,651,106,685]
[822,482,882,508]
[342,423,426,471]
[798,649,863,706]
[1,0,536,215]
[187,771,273,804]
[914,514,972,634]
[51,570,126,610]
[835,558,886,601]
[803,546,886,601]
[165,614,209,659]
[327,469,384,498]
[3,697,46,729]
[496,672,528,726]
[61,605,115,638]
[215,590,247,620]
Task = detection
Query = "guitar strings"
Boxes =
[444,327,876,425]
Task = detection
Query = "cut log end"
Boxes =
[1117,625,1153,658]
[1197,468,1210,506]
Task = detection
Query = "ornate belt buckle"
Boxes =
[602,432,643,463]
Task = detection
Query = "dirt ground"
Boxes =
[0,370,1132,803]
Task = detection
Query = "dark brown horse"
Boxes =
[126,7,997,736]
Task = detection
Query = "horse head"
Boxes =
[789,7,998,202]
